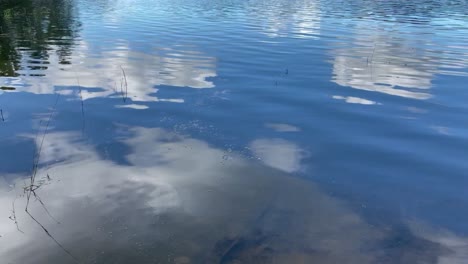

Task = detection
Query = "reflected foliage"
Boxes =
[0,0,79,76]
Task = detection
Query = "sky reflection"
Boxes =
[1,126,467,263]
[1,0,468,263]
[330,18,468,101]
[0,43,216,102]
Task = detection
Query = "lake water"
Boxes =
[1,0,468,263]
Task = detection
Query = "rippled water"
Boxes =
[1,0,468,263]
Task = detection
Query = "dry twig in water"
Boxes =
[73,70,85,132]
[120,66,128,102]
[9,199,24,233]
[21,94,81,263]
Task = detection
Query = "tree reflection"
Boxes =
[0,0,80,77]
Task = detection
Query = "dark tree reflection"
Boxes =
[0,0,80,77]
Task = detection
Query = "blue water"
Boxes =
[1,0,468,263]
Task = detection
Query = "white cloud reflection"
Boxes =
[0,127,467,263]
[115,104,149,110]
[331,19,468,100]
[249,138,306,173]
[249,0,321,39]
[0,41,216,103]
[265,123,301,132]
[332,95,378,105]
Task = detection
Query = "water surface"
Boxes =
[1,0,468,263]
